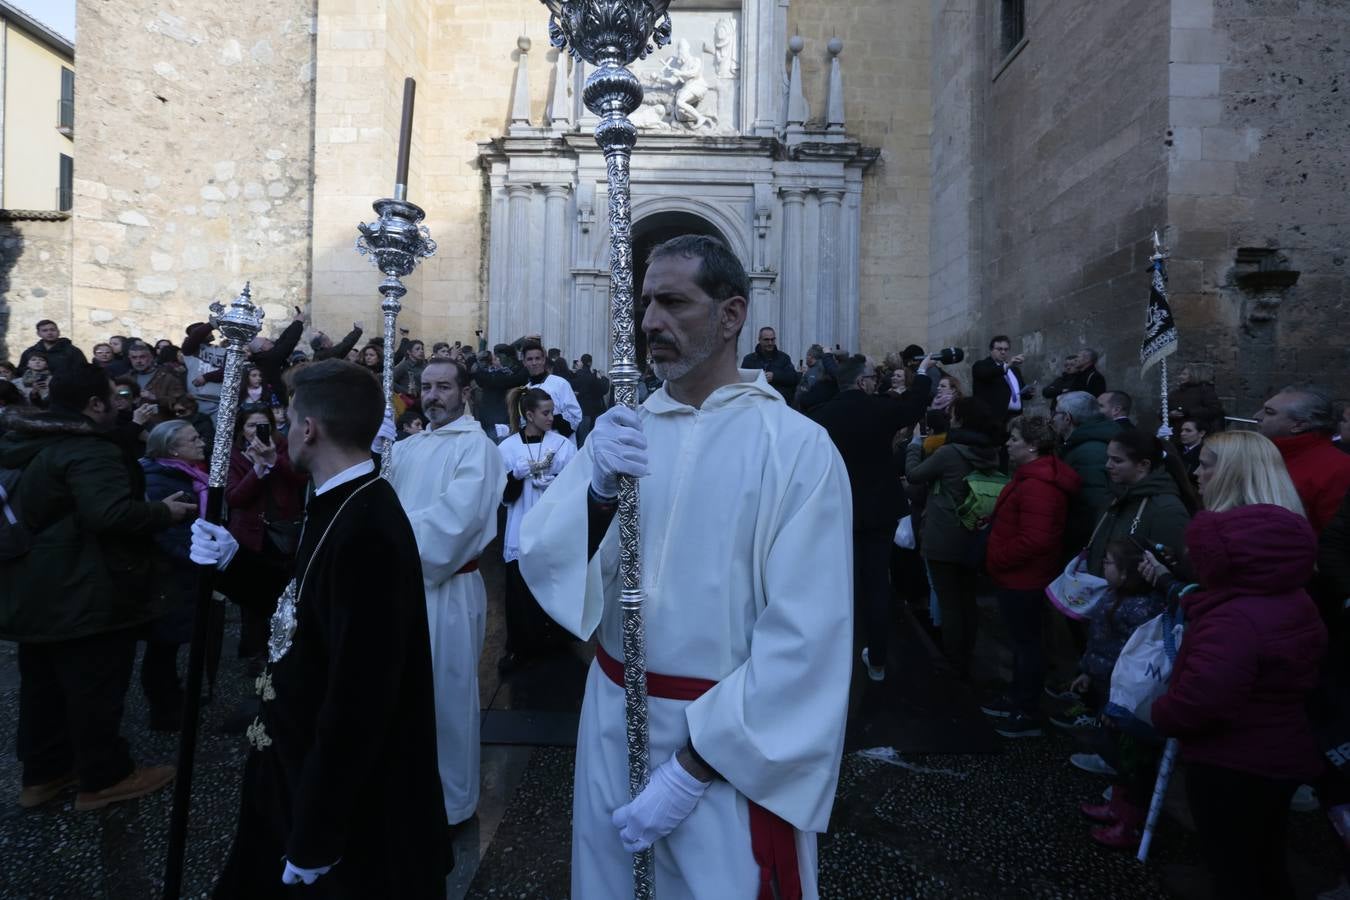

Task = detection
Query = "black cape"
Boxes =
[214,470,450,898]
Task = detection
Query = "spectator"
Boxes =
[393,340,428,395]
[164,395,216,458]
[240,365,280,410]
[92,342,130,378]
[0,363,194,810]
[397,409,426,440]
[473,345,529,441]
[359,344,384,379]
[180,323,224,416]
[983,415,1082,735]
[125,341,187,413]
[18,319,88,378]
[547,347,572,381]
[0,360,16,381]
[310,322,364,362]
[138,420,209,731]
[1042,348,1106,404]
[740,326,800,405]
[1255,383,1350,533]
[814,354,935,682]
[571,353,609,447]
[107,335,128,361]
[1169,362,1225,433]
[1175,417,1207,485]
[430,341,454,360]
[1098,391,1134,429]
[246,307,306,407]
[922,373,963,457]
[156,344,184,372]
[1054,391,1122,553]
[1086,427,1197,575]
[971,335,1031,425]
[521,341,582,438]
[1146,489,1324,898]
[19,354,52,407]
[905,396,1001,678]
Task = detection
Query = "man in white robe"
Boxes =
[519,235,853,898]
[389,358,505,825]
[520,342,583,438]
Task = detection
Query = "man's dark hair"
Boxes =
[989,335,1011,350]
[432,341,451,354]
[1105,390,1133,416]
[397,409,426,430]
[646,234,749,302]
[521,341,545,358]
[901,344,926,365]
[290,359,383,451]
[49,363,113,414]
[422,358,469,390]
[309,334,328,352]
[35,319,56,331]
[126,341,153,356]
[547,347,562,360]
[835,354,870,390]
[580,353,593,367]
[951,396,999,440]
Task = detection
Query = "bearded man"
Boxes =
[519,235,853,898]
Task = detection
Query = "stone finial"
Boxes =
[545,49,572,130]
[509,35,533,135]
[826,37,845,135]
[786,35,808,136]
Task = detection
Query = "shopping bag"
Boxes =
[1103,606,1184,736]
[894,515,916,550]
[1044,553,1109,620]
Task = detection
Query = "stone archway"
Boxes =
[630,211,728,369]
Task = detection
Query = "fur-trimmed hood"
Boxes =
[0,409,109,469]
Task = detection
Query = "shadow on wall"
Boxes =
[0,218,23,363]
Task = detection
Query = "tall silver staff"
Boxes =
[163,284,264,899]
[356,77,437,476]
[540,2,672,895]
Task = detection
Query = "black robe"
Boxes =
[214,470,451,898]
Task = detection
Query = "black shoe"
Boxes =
[979,695,1019,718]
[993,713,1043,738]
[1050,704,1098,731]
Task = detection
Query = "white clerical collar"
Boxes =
[314,459,375,496]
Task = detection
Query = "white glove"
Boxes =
[371,411,396,451]
[589,406,649,500]
[531,473,557,489]
[511,457,533,480]
[189,520,239,570]
[610,752,710,853]
[281,859,334,886]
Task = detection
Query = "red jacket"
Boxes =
[225,436,307,553]
[986,455,1082,590]
[1273,432,1350,533]
[1152,505,1328,780]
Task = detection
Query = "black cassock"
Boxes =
[214,470,451,898]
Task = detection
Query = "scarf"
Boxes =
[158,457,211,517]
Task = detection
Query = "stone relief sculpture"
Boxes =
[658,39,716,130]
[706,17,738,79]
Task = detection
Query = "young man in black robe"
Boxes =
[190,359,451,897]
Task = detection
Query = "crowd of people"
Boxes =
[0,240,1348,897]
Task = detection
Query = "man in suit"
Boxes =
[971,335,1031,426]
[1098,390,1135,429]
[812,353,936,681]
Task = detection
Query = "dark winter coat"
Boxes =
[1085,468,1192,575]
[970,357,1027,421]
[140,457,200,644]
[0,409,174,642]
[740,349,800,405]
[225,437,307,554]
[1042,366,1106,403]
[1059,417,1121,553]
[18,337,88,378]
[473,363,529,435]
[573,367,608,418]
[1152,505,1328,780]
[986,455,1082,590]
[904,428,1001,562]
[1081,590,1166,684]
[250,319,305,407]
[1272,432,1350,534]
[1169,382,1225,431]
[813,375,933,531]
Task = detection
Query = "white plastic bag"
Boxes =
[1104,607,1184,732]
[894,515,916,549]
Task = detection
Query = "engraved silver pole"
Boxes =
[164,283,264,899]
[355,78,436,477]
[541,2,673,896]
[1151,232,1174,440]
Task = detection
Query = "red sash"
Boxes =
[454,558,479,575]
[594,644,803,900]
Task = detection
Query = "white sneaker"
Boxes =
[861,648,885,682]
[1069,753,1118,777]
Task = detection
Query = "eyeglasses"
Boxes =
[116,389,133,398]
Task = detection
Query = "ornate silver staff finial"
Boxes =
[537,2,672,896]
[207,282,266,488]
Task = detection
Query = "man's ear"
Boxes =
[722,295,748,341]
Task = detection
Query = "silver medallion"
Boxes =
[268,578,299,663]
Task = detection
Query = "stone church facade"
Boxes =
[0,0,1345,417]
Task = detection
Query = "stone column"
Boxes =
[542,184,571,347]
[839,185,862,352]
[487,180,509,341]
[816,189,843,348]
[779,188,807,361]
[505,183,533,338]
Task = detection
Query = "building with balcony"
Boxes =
[0,1,74,211]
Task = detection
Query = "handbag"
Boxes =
[262,478,303,557]
[1103,604,1184,737]
[1046,498,1149,620]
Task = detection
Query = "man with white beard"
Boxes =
[519,235,853,898]
[388,358,505,826]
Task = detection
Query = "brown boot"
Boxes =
[74,766,176,812]
[18,773,77,809]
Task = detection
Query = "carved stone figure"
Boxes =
[706,17,738,79]
[659,39,715,130]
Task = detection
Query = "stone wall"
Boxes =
[0,212,72,362]
[69,1,317,348]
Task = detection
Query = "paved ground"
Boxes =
[2,551,1346,898]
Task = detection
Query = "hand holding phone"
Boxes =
[255,422,272,445]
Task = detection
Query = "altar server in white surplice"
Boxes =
[519,235,853,900]
[389,359,505,826]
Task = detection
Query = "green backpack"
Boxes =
[951,469,1010,531]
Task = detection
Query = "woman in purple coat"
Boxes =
[1147,432,1326,900]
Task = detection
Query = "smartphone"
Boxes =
[1130,535,1177,571]
[255,423,272,444]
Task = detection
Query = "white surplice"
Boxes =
[496,429,577,563]
[390,415,506,824]
[519,370,854,899]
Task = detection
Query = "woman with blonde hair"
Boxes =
[1195,430,1305,515]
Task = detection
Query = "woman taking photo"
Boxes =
[982,415,1082,736]
[1144,430,1325,900]
[496,387,576,671]
[139,420,209,730]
